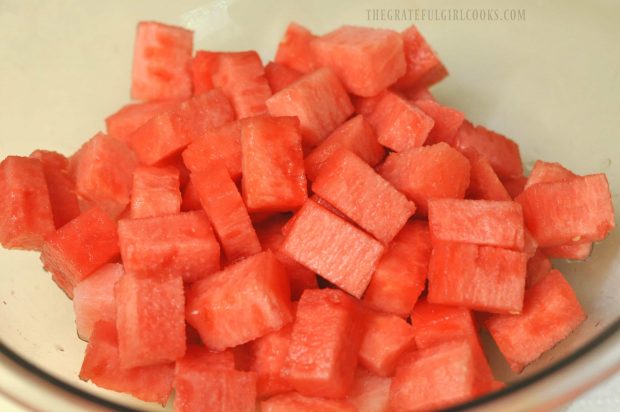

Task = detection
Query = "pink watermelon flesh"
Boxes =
[274,22,319,74]
[130,165,181,219]
[191,50,219,94]
[346,368,391,412]
[262,392,355,412]
[264,61,302,93]
[105,99,181,142]
[414,99,464,146]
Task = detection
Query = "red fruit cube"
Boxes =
[379,143,470,215]
[414,99,464,146]
[543,242,593,261]
[394,25,448,91]
[274,22,319,74]
[311,26,406,97]
[359,310,415,376]
[313,150,415,243]
[212,51,272,119]
[73,263,124,341]
[41,207,119,298]
[117,211,220,283]
[29,149,69,170]
[406,87,436,102]
[305,114,385,182]
[79,321,174,405]
[486,269,586,372]
[281,200,385,298]
[192,165,261,261]
[115,272,186,368]
[368,91,434,152]
[464,150,512,201]
[180,179,202,211]
[262,392,355,412]
[525,249,552,288]
[249,323,294,398]
[347,369,392,412]
[524,160,577,190]
[130,166,181,219]
[191,50,219,94]
[351,90,390,117]
[176,344,235,372]
[284,289,363,398]
[428,198,525,250]
[266,68,354,147]
[363,221,431,317]
[428,241,527,314]
[0,156,54,250]
[517,174,614,247]
[502,175,527,199]
[264,61,302,93]
[240,116,307,212]
[71,133,137,218]
[105,99,180,142]
[131,22,193,101]
[186,250,293,350]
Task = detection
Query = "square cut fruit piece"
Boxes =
[264,61,302,93]
[428,198,525,250]
[428,241,527,314]
[346,368,392,412]
[41,207,120,298]
[284,289,363,399]
[311,25,406,97]
[186,250,293,351]
[0,156,55,250]
[379,143,470,215]
[367,91,434,153]
[414,99,464,146]
[80,321,174,406]
[115,272,186,369]
[526,249,552,288]
[363,221,431,318]
[248,322,294,398]
[312,149,416,244]
[191,50,219,94]
[131,21,193,101]
[464,150,512,201]
[266,67,354,147]
[275,22,319,74]
[486,269,586,373]
[281,200,385,298]
[240,116,307,213]
[262,392,355,412]
[105,99,181,142]
[118,211,220,283]
[130,166,181,219]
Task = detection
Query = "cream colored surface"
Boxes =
[0,0,619,411]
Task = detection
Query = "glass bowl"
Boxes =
[1,0,618,411]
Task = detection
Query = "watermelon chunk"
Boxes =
[543,242,593,261]
[274,22,319,74]
[414,99,464,146]
[266,67,354,147]
[262,392,355,412]
[73,263,124,341]
[358,309,415,376]
[105,99,180,142]
[240,116,307,213]
[284,288,363,398]
[180,179,202,211]
[130,166,181,219]
[313,149,415,243]
[0,156,55,250]
[79,321,174,405]
[428,241,527,314]
[526,249,552,288]
[405,87,436,102]
[131,22,193,101]
[212,51,272,119]
[281,200,385,298]
[428,198,525,250]
[115,272,186,368]
[486,269,587,372]
[346,368,392,412]
[191,51,219,95]
[304,114,385,182]
[379,143,470,215]
[502,175,527,199]
[192,165,261,261]
[394,25,448,91]
[311,26,406,97]
[464,150,512,201]
[363,221,431,317]
[264,61,302,93]
[41,207,119,298]
[516,174,614,247]
[248,322,294,398]
[71,133,137,218]
[186,250,293,350]
[117,211,220,282]
[351,90,390,117]
[367,91,434,152]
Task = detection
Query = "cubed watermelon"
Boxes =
[115,272,186,368]
[240,116,307,212]
[311,26,406,97]
[0,156,55,250]
[405,87,436,102]
[486,269,587,372]
[41,207,119,298]
[191,51,219,94]
[367,91,434,152]
[79,321,174,405]
[284,288,363,398]
[304,114,385,182]
[186,250,293,350]
[281,200,385,298]
[414,99,464,146]
[130,166,181,219]
[363,221,431,317]
[347,368,392,412]
[264,61,302,93]
[105,99,180,142]
[379,143,470,215]
[73,263,124,341]
[117,211,220,282]
[428,241,527,314]
[192,165,261,261]
[543,242,593,261]
[526,249,552,288]
[266,67,354,147]
[351,90,390,117]
[180,179,202,211]
[274,22,319,74]
[502,175,527,199]
[262,392,355,412]
[464,150,512,201]
[249,323,294,398]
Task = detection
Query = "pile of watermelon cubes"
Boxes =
[0,21,616,411]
